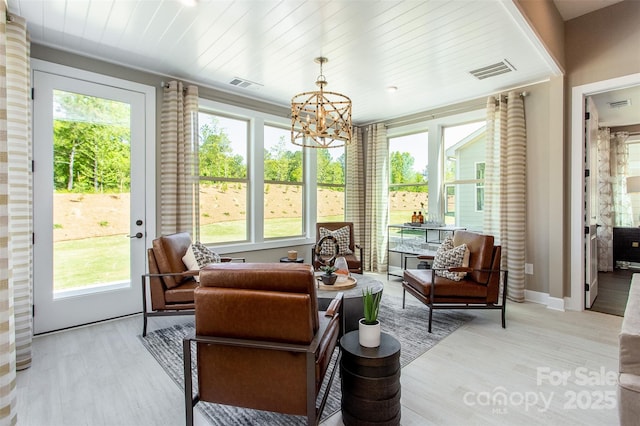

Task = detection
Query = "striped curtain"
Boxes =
[483,92,526,302]
[345,127,365,256]
[1,5,32,424]
[362,124,389,273]
[160,82,199,237]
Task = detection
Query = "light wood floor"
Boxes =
[17,274,622,426]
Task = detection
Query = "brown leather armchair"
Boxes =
[402,230,507,332]
[312,222,363,274]
[141,232,241,336]
[183,263,343,426]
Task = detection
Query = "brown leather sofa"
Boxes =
[183,263,343,425]
[402,230,507,332]
[142,232,237,336]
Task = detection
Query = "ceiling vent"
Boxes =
[469,60,516,80]
[229,77,263,90]
[608,99,631,109]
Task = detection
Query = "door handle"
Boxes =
[128,232,143,239]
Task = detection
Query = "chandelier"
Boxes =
[291,57,352,148]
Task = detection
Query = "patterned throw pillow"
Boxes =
[319,226,353,255]
[433,236,470,281]
[182,242,221,282]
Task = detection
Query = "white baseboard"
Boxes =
[524,289,565,311]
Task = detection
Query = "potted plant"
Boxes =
[320,265,338,285]
[359,287,382,347]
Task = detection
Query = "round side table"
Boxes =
[340,331,401,426]
[279,257,304,263]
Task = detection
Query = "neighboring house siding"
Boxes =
[456,136,485,232]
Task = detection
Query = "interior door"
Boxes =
[585,97,599,308]
[33,69,151,333]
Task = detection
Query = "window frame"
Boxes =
[263,122,306,240]
[387,109,485,224]
[197,98,316,252]
[316,147,346,222]
[388,131,430,224]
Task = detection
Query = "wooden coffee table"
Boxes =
[316,273,384,332]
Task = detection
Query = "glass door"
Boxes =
[33,67,153,333]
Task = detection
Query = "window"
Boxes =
[443,121,486,230]
[388,132,429,225]
[317,148,346,222]
[196,99,318,250]
[264,125,304,238]
[197,111,249,244]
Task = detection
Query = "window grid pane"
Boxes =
[264,125,304,238]
[198,111,249,243]
[389,132,428,224]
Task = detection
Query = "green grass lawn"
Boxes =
[54,234,129,290]
[56,215,348,290]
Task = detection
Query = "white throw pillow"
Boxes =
[319,226,353,255]
[433,236,470,281]
[182,242,221,282]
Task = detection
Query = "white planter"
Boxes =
[358,318,381,348]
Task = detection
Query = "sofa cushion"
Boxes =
[620,274,640,376]
[433,237,470,281]
[319,226,353,255]
[182,242,221,282]
[403,269,488,299]
[164,280,198,304]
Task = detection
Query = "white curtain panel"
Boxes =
[596,128,614,271]
[160,82,199,237]
[345,127,365,254]
[0,4,32,423]
[612,131,632,227]
[363,124,389,273]
[483,92,526,302]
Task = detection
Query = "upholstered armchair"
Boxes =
[141,232,242,336]
[312,222,363,274]
[402,230,507,332]
[183,263,343,425]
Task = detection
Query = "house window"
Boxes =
[443,121,486,230]
[317,148,345,222]
[389,132,429,224]
[197,111,249,244]
[264,125,304,238]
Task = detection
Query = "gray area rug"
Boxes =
[139,292,472,425]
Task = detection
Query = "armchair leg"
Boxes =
[141,275,148,337]
[183,338,194,426]
[428,305,433,333]
[402,288,406,308]
[143,313,148,337]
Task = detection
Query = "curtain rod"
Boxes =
[380,90,530,129]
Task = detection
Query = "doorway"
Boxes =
[32,61,156,334]
[570,72,640,312]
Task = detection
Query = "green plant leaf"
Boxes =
[362,287,382,325]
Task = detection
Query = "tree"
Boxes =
[264,137,302,182]
[198,122,246,179]
[390,151,428,193]
[317,149,345,185]
[53,91,131,192]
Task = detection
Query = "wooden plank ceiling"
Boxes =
[9,0,562,124]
